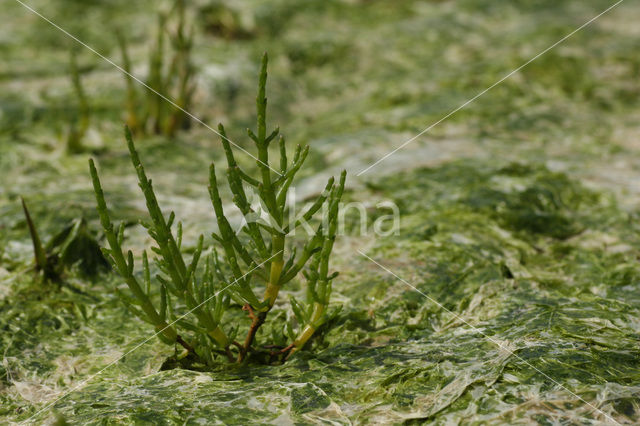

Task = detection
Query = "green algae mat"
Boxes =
[1,0,640,424]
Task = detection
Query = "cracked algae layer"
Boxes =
[2,159,639,424]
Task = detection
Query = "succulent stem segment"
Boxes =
[89,53,345,365]
[285,170,346,359]
[90,131,232,353]
[209,53,346,361]
[90,158,180,346]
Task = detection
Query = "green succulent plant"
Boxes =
[89,53,346,365]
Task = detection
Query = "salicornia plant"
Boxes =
[89,53,346,364]
[118,0,195,137]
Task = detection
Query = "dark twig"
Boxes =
[176,335,194,352]
[238,304,266,362]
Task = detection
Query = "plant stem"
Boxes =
[263,235,285,308]
[286,302,325,359]
[207,326,229,348]
[238,304,266,362]
[20,197,47,272]
[176,335,194,352]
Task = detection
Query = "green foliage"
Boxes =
[118,0,195,138]
[90,54,346,365]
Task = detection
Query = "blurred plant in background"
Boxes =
[65,49,91,154]
[118,0,195,137]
